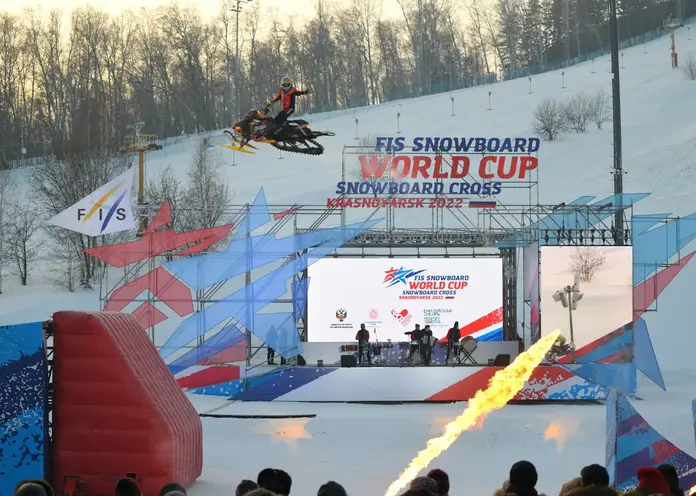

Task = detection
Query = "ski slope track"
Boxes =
[1,24,696,496]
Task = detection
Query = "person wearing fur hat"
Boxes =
[560,477,583,496]
[621,467,671,496]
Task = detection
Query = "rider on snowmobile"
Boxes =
[265,75,310,136]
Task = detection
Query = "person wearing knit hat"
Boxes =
[581,465,611,487]
[508,460,539,496]
[317,481,347,496]
[426,469,450,495]
[236,480,260,496]
[409,477,439,495]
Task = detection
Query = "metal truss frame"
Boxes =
[98,183,634,363]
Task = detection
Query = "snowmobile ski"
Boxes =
[215,140,255,154]
[223,130,259,150]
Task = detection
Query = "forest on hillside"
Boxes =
[0,0,691,166]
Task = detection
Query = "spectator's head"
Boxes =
[317,481,347,496]
[559,477,583,496]
[159,483,186,496]
[236,480,260,496]
[257,469,292,496]
[15,481,51,496]
[246,490,278,496]
[509,461,538,488]
[409,477,438,495]
[636,467,671,496]
[426,469,450,495]
[581,465,610,487]
[401,491,435,496]
[657,464,682,496]
[115,478,141,496]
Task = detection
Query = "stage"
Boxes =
[184,362,638,402]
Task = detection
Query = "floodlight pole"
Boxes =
[565,285,575,344]
[229,0,251,123]
[609,0,624,245]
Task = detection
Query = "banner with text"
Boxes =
[307,258,503,342]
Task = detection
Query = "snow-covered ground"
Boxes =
[186,370,696,496]
[1,22,696,496]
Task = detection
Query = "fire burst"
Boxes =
[383,331,560,496]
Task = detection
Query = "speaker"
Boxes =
[341,354,357,367]
[492,354,511,366]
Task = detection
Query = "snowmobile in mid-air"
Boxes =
[217,106,335,156]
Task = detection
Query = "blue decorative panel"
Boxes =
[0,322,46,495]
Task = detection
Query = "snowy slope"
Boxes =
[2,25,696,366]
[1,25,695,496]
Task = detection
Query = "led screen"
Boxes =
[540,246,633,352]
[307,258,503,342]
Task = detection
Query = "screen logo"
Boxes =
[392,308,412,327]
[336,309,347,322]
[368,308,379,320]
[383,267,426,288]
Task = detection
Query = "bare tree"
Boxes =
[0,170,15,293]
[45,228,82,291]
[146,164,186,260]
[182,138,230,232]
[562,92,593,133]
[533,98,566,141]
[7,200,41,285]
[588,88,611,130]
[569,247,606,283]
[684,53,696,81]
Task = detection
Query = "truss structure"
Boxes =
[98,151,633,365]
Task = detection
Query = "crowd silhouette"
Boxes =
[11,460,687,496]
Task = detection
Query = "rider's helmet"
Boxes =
[281,75,292,92]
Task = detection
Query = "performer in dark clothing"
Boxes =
[446,321,461,363]
[405,324,423,363]
[422,325,433,365]
[267,325,278,365]
[355,324,371,365]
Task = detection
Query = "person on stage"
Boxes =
[405,324,424,363]
[355,323,371,365]
[446,321,461,363]
[422,325,433,365]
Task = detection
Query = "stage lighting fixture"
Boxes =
[578,230,584,243]
[624,229,630,243]
[544,230,549,243]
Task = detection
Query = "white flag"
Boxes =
[46,168,137,236]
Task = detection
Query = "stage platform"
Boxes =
[186,362,637,402]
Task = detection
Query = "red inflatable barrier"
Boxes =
[52,311,202,496]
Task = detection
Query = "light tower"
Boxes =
[663,15,684,68]
[121,122,162,234]
[228,0,253,122]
